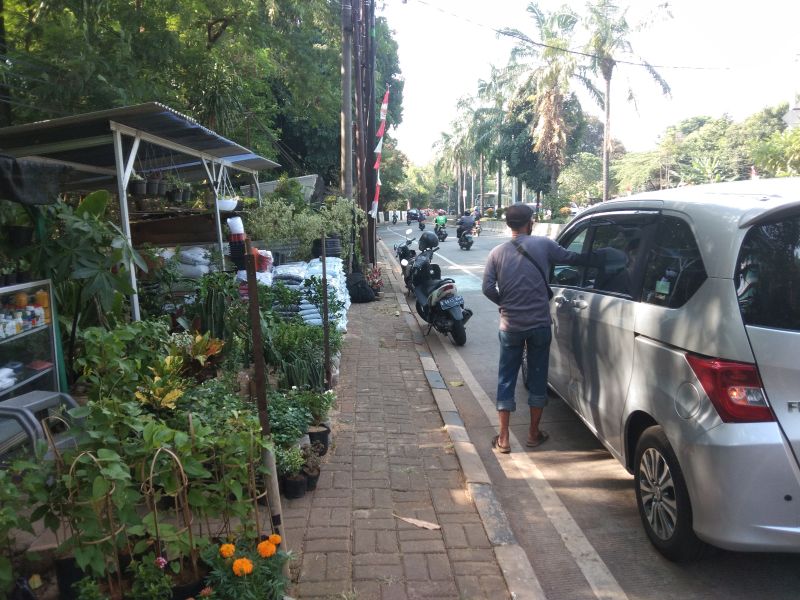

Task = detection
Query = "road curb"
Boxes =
[377,236,546,600]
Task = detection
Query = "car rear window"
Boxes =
[736,215,800,331]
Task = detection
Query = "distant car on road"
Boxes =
[546,178,800,561]
[406,208,421,224]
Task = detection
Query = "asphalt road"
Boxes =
[380,222,800,600]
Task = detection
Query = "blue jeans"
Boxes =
[496,326,552,412]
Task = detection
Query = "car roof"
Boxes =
[574,177,800,278]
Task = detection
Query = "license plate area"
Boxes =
[439,295,463,309]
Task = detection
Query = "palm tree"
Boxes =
[584,0,670,200]
[504,3,600,198]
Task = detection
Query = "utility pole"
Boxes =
[365,0,377,265]
[353,0,369,266]
[341,0,353,200]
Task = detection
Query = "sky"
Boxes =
[378,0,800,166]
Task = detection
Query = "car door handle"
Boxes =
[573,299,588,310]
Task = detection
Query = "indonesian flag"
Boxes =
[373,153,382,171]
[379,89,389,121]
[371,172,381,218]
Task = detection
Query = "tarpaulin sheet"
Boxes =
[0,155,66,205]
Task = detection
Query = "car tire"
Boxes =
[634,426,706,562]
[451,320,466,346]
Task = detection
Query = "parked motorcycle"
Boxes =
[458,230,474,250]
[435,225,448,243]
[409,231,472,345]
[394,228,417,294]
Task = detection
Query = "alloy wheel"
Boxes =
[638,447,678,541]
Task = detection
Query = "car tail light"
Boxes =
[685,354,774,423]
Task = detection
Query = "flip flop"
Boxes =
[491,435,511,454]
[526,431,549,448]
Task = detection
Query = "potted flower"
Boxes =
[201,537,289,600]
[289,389,335,455]
[366,265,384,296]
[275,446,306,499]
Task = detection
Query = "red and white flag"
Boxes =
[371,87,390,219]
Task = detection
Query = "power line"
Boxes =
[403,0,756,72]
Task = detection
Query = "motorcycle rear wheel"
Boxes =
[451,320,467,346]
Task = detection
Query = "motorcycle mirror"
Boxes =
[405,228,413,236]
[400,258,409,267]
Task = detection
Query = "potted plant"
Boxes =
[201,537,290,600]
[288,388,334,455]
[301,444,322,491]
[275,446,306,499]
[366,265,384,296]
[129,173,147,196]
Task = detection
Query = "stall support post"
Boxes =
[321,231,331,390]
[112,129,142,320]
[202,159,226,270]
[244,239,286,547]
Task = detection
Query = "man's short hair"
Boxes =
[505,204,533,229]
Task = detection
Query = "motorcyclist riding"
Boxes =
[456,211,475,240]
[434,213,448,233]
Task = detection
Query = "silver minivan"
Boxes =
[547,178,800,561]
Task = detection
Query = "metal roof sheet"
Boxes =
[0,102,279,190]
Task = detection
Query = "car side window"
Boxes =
[551,227,588,287]
[642,216,707,308]
[584,221,646,296]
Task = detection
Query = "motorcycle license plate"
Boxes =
[439,295,463,309]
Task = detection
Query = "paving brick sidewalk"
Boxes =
[283,250,510,600]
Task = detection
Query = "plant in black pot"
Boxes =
[275,446,306,500]
[290,388,335,456]
[129,173,147,196]
[301,444,322,491]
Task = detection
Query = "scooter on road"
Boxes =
[409,231,472,345]
[394,228,416,294]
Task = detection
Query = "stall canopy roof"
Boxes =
[0,102,280,191]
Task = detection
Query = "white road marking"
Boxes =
[439,308,629,600]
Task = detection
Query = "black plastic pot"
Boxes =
[55,556,86,600]
[280,473,307,499]
[158,180,168,196]
[172,578,205,600]
[146,180,159,196]
[311,234,342,258]
[307,424,330,456]
[130,180,147,196]
[7,225,33,246]
[304,467,320,491]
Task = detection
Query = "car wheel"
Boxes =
[450,320,466,346]
[634,426,706,561]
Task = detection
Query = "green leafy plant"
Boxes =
[73,576,109,600]
[274,446,304,478]
[288,388,335,427]
[267,392,311,449]
[0,470,33,596]
[128,556,173,600]
[134,354,187,411]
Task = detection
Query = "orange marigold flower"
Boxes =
[219,543,235,558]
[257,540,277,558]
[232,557,254,577]
[268,533,282,545]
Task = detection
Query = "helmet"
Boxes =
[418,231,438,251]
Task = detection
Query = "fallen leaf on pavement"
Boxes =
[394,311,400,316]
[393,514,441,530]
[448,381,464,387]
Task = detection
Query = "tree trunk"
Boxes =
[479,155,484,209]
[602,74,611,201]
[514,177,522,203]
[497,162,502,208]
[0,0,11,126]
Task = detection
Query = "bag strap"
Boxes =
[511,239,553,299]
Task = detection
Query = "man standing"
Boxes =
[482,204,590,453]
